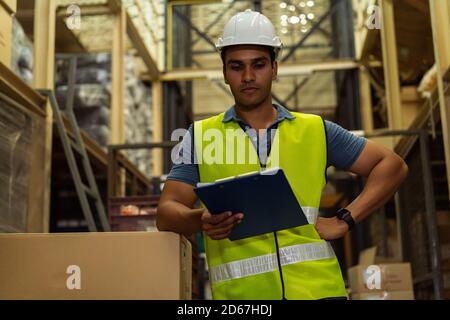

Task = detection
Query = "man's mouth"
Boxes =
[241,87,258,93]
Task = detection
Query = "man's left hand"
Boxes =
[315,216,349,241]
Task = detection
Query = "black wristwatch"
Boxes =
[336,208,355,231]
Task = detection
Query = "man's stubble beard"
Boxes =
[232,85,273,111]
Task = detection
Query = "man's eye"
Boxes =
[230,65,242,70]
[254,63,266,68]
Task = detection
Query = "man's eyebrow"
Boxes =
[227,59,243,65]
[251,56,269,63]
[227,56,269,65]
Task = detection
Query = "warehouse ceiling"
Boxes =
[172,0,339,120]
[187,0,333,69]
[14,0,436,125]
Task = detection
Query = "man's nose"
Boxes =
[242,66,255,82]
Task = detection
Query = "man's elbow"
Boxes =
[396,156,409,184]
[156,204,169,231]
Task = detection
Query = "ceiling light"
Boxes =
[280,2,287,9]
[307,1,314,7]
[307,13,315,19]
[289,16,300,24]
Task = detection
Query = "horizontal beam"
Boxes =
[168,0,222,5]
[159,59,359,81]
[0,63,46,117]
[55,5,111,17]
[107,0,121,13]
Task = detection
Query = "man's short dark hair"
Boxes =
[220,45,276,65]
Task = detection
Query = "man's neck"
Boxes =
[234,101,277,132]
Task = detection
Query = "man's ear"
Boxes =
[223,66,229,84]
[272,61,278,81]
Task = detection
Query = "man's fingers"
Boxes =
[204,213,245,239]
[206,224,234,236]
[187,208,206,217]
[202,210,232,224]
[204,213,242,230]
[208,233,230,240]
[207,226,234,240]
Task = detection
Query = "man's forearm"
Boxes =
[156,201,203,235]
[346,154,408,223]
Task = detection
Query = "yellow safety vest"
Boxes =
[194,111,347,300]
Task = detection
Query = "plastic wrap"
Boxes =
[54,53,153,176]
[55,53,113,147]
[55,54,111,86]
[82,124,110,147]
[56,68,111,86]
[74,106,110,127]
[56,84,111,109]
[0,100,32,232]
[11,18,34,86]
[76,52,111,68]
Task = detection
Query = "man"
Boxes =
[157,10,408,299]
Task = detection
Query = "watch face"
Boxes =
[337,209,348,219]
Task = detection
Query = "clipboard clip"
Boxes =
[260,167,280,176]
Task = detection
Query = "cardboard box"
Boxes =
[347,247,413,294]
[351,290,414,300]
[0,0,16,13]
[0,5,12,68]
[0,232,192,299]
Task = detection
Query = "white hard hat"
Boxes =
[216,9,283,59]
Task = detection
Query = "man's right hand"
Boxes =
[201,209,244,240]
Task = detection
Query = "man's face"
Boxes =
[223,45,278,110]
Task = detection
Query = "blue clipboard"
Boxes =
[193,168,309,241]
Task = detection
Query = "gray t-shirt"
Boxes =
[167,104,367,186]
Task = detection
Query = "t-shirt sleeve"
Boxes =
[325,120,367,170]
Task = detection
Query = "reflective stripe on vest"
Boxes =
[209,241,335,284]
[302,207,318,225]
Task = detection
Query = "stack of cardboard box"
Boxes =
[0,232,192,299]
[348,247,414,300]
[0,0,16,68]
